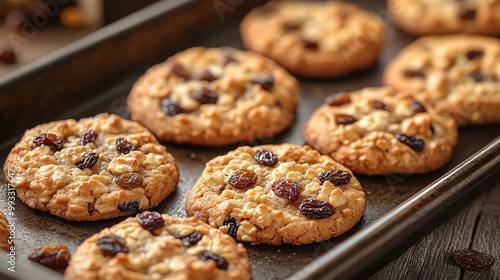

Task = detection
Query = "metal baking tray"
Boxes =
[0,0,499,279]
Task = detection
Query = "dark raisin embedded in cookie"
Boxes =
[335,114,357,125]
[271,179,301,202]
[318,170,352,186]
[161,98,184,116]
[28,244,71,269]
[80,129,98,145]
[302,38,319,50]
[253,149,278,166]
[470,72,484,82]
[299,198,336,219]
[136,211,164,232]
[252,75,275,91]
[33,133,63,152]
[223,217,238,239]
[76,153,99,170]
[198,69,217,82]
[115,172,144,189]
[459,7,476,21]
[373,100,390,111]
[282,21,302,32]
[199,250,229,270]
[171,62,190,79]
[118,201,141,213]
[115,138,134,154]
[192,87,218,105]
[395,133,425,152]
[466,49,484,60]
[174,231,203,246]
[229,169,258,189]
[221,50,238,65]
[411,100,427,114]
[326,94,351,107]
[96,234,129,257]
[403,69,425,78]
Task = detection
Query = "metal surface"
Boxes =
[0,0,499,279]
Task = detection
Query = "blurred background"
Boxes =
[0,0,158,75]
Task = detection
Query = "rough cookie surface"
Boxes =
[240,1,384,78]
[0,212,9,251]
[65,213,251,280]
[303,87,458,175]
[127,47,299,146]
[388,0,500,36]
[384,35,500,125]
[3,113,179,221]
[185,144,366,245]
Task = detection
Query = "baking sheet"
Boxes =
[0,0,499,279]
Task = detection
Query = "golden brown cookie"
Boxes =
[240,1,384,78]
[127,47,299,146]
[185,144,366,245]
[388,0,500,36]
[0,212,10,251]
[383,35,500,125]
[3,113,179,221]
[65,212,251,280]
[303,87,458,175]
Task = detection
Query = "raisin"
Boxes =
[136,211,164,232]
[282,21,301,32]
[299,198,336,219]
[76,153,99,170]
[115,172,144,189]
[161,98,184,116]
[228,169,258,189]
[459,7,476,21]
[171,62,190,79]
[222,50,238,65]
[174,230,202,246]
[466,49,483,60]
[115,138,134,154]
[271,179,301,202]
[253,149,278,166]
[335,114,357,125]
[223,217,238,239]
[450,249,495,271]
[411,100,427,113]
[118,201,140,213]
[80,129,98,145]
[192,87,218,104]
[470,72,484,82]
[252,75,275,91]
[198,69,217,82]
[302,38,319,50]
[0,48,16,64]
[403,69,425,78]
[373,100,390,111]
[199,250,229,270]
[318,169,352,186]
[395,133,425,152]
[96,234,129,257]
[33,133,63,152]
[28,244,70,269]
[326,94,351,107]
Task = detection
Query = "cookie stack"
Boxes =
[1,1,498,279]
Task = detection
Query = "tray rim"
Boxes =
[0,1,499,279]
